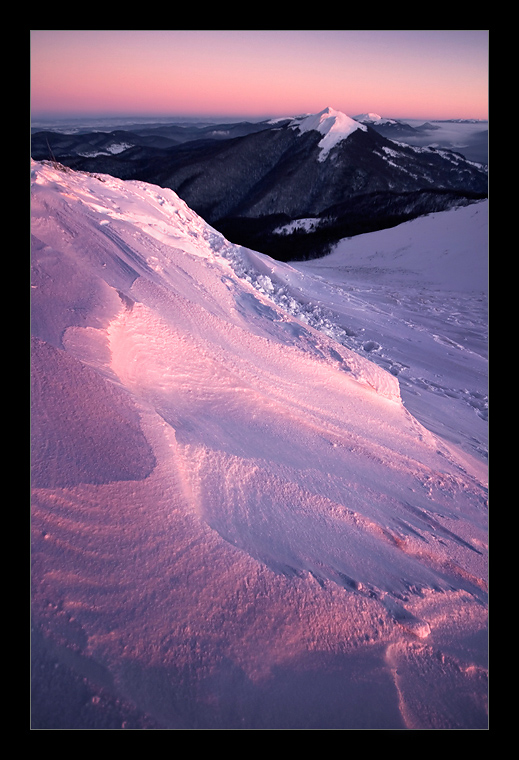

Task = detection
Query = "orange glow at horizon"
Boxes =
[31,30,489,122]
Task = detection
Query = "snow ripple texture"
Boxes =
[30,162,488,730]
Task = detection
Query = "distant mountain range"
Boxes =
[31,107,488,261]
[353,113,488,163]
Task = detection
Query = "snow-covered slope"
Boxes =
[288,201,489,462]
[31,161,488,729]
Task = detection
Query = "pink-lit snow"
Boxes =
[30,160,488,729]
[290,106,367,160]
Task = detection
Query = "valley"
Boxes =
[31,108,488,262]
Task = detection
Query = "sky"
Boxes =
[30,30,489,122]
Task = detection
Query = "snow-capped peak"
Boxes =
[290,106,367,161]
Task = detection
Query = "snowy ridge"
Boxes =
[354,112,397,125]
[31,161,488,729]
[30,161,399,401]
[214,243,401,401]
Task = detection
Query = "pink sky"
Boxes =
[30,30,488,121]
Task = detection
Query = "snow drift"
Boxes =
[30,160,488,729]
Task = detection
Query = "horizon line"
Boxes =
[31,109,489,125]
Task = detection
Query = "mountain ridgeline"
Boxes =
[31,108,488,262]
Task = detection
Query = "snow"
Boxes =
[78,142,134,157]
[31,160,488,729]
[355,112,383,121]
[273,217,322,235]
[290,106,367,160]
[290,203,488,463]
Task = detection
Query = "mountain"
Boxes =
[30,119,277,155]
[31,159,488,729]
[353,112,410,131]
[353,112,388,123]
[353,116,489,166]
[31,107,488,262]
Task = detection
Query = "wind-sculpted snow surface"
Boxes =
[31,161,488,729]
